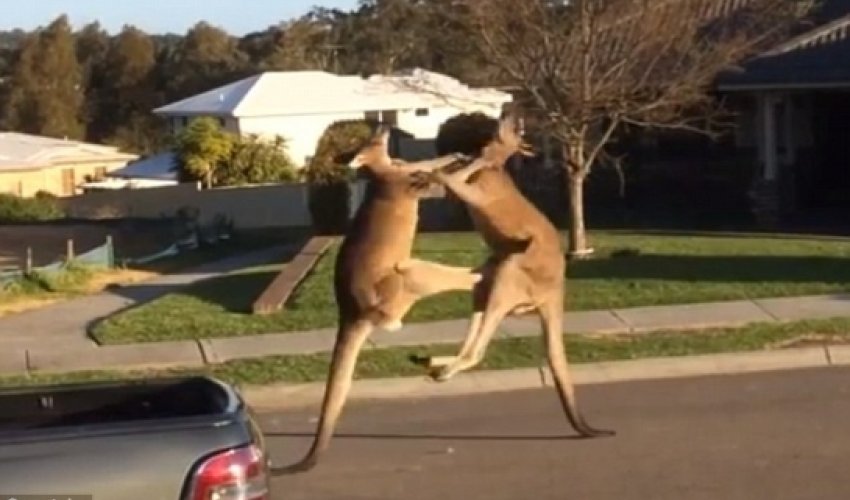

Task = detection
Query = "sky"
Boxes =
[0,0,360,36]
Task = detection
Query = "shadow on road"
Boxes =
[263,431,585,441]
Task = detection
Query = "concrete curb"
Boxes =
[2,293,849,376]
[239,345,847,411]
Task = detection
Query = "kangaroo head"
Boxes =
[481,112,535,167]
[348,124,393,173]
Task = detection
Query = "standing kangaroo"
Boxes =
[273,125,482,474]
[427,113,614,438]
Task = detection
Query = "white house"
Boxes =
[152,68,513,167]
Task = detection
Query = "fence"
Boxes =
[0,237,115,287]
[60,180,372,230]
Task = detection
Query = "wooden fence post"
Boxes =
[66,239,75,261]
[106,235,114,268]
[25,247,32,274]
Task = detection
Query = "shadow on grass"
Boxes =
[86,240,308,343]
[178,270,284,313]
[570,254,850,285]
[599,228,850,241]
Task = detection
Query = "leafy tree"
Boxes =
[163,22,250,101]
[100,25,165,152]
[219,134,298,185]
[2,15,84,139]
[329,0,432,75]
[173,117,235,188]
[241,17,340,71]
[75,21,110,139]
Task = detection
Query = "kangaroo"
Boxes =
[426,112,615,439]
[272,125,482,475]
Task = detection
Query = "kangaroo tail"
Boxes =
[270,319,373,475]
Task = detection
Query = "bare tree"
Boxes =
[456,0,814,256]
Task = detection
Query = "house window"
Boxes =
[364,110,399,126]
[382,110,398,126]
[61,168,76,196]
[415,108,429,117]
[181,116,189,127]
[364,111,380,123]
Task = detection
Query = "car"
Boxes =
[0,375,272,499]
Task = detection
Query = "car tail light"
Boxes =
[187,444,270,500]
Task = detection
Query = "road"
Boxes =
[261,366,850,500]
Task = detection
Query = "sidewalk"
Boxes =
[1,292,848,377]
[0,244,297,353]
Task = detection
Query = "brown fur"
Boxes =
[272,125,483,475]
[428,114,615,438]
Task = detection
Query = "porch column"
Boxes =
[543,133,553,169]
[782,96,796,166]
[759,92,779,181]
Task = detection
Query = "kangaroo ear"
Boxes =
[374,124,392,144]
[497,111,519,143]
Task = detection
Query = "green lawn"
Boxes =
[9,317,850,389]
[92,230,850,345]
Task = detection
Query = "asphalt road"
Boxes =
[260,366,850,500]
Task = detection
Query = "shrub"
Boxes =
[173,117,235,188]
[27,261,94,293]
[219,134,298,186]
[0,193,65,222]
[435,112,499,157]
[433,112,502,230]
[305,120,374,234]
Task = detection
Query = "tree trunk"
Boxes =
[567,172,592,258]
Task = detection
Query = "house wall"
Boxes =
[0,160,131,198]
[164,102,507,169]
[236,112,365,168]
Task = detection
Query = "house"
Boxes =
[79,152,179,191]
[574,0,850,228]
[714,0,850,221]
[0,132,138,197]
[153,68,513,167]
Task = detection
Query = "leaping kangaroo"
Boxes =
[273,125,482,475]
[427,112,615,438]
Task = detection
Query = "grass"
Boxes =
[0,228,308,317]
[0,262,163,317]
[125,227,311,275]
[92,230,850,345]
[7,317,850,389]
